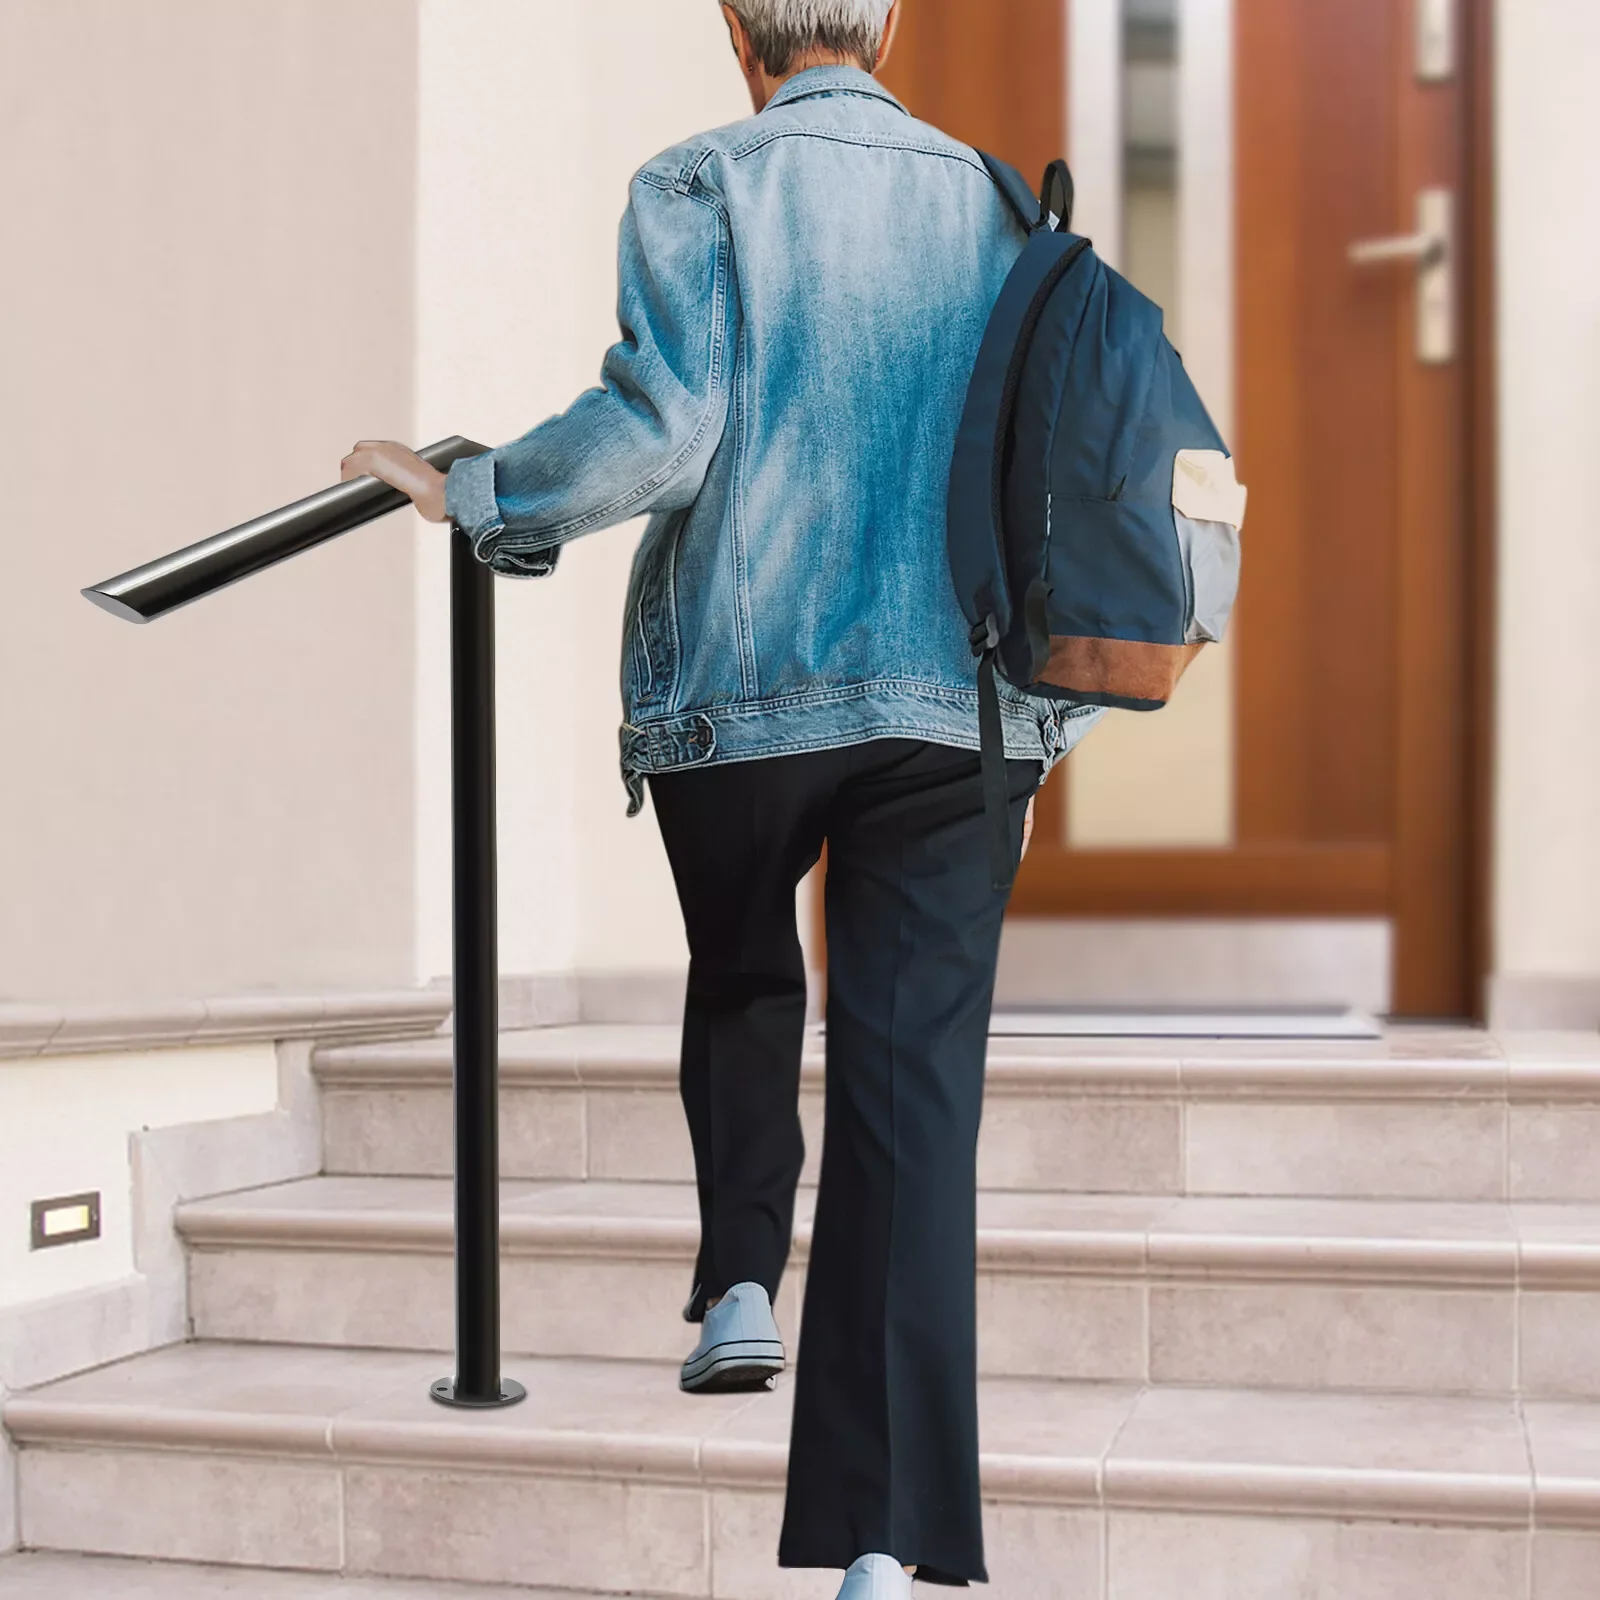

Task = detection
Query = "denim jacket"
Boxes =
[445,65,1106,811]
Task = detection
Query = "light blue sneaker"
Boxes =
[678,1280,785,1393]
[837,1553,914,1598]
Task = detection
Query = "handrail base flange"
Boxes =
[430,1376,528,1409]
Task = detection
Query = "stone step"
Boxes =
[176,1175,1600,1399]
[0,1552,617,1600]
[311,1025,1600,1201]
[6,1341,1597,1600]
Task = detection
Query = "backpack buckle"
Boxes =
[970,614,1000,656]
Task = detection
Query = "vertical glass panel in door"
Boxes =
[1065,0,1238,848]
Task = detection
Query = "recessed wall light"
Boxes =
[30,1192,101,1250]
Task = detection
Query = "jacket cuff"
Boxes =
[444,452,560,579]
[445,452,504,548]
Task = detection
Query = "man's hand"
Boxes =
[1021,795,1036,859]
[340,440,449,524]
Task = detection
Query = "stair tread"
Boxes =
[319,1022,1528,1063]
[310,1022,1600,1097]
[0,1552,617,1600]
[175,1173,1600,1266]
[7,1340,1599,1524]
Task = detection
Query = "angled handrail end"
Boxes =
[82,436,491,624]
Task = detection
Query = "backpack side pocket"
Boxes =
[1172,449,1246,644]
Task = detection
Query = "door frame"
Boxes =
[1462,0,1498,1026]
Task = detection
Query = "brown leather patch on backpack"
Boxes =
[1040,635,1205,705]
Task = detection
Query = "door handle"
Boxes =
[1348,232,1444,267]
[1348,187,1454,364]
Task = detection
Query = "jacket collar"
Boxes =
[764,64,908,116]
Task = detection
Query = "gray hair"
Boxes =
[726,0,895,76]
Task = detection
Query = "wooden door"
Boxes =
[882,0,1492,1019]
[879,0,1067,177]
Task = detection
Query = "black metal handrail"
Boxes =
[84,437,526,1409]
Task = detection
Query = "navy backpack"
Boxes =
[948,154,1247,888]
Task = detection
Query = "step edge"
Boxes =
[3,1400,331,1457]
[1099,1458,1534,1527]
[11,1410,1574,1527]
[0,1552,638,1600]
[173,1209,1557,1287]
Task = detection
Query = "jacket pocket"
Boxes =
[630,597,656,699]
[1172,449,1246,644]
[625,513,683,710]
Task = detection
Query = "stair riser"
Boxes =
[15,1443,1563,1600]
[17,1445,710,1597]
[185,1243,1600,1398]
[320,1083,1600,1202]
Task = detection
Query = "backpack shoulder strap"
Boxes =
[976,150,1043,232]
[978,151,1078,233]
[1039,159,1074,232]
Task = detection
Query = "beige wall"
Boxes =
[0,1,420,1002]
[0,1041,279,1310]
[1493,0,1600,1009]
[412,0,753,985]
[0,0,788,1008]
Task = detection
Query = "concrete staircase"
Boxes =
[6,1023,1600,1598]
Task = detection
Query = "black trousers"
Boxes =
[650,737,1041,1587]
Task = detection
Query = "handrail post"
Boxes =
[430,520,525,1409]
